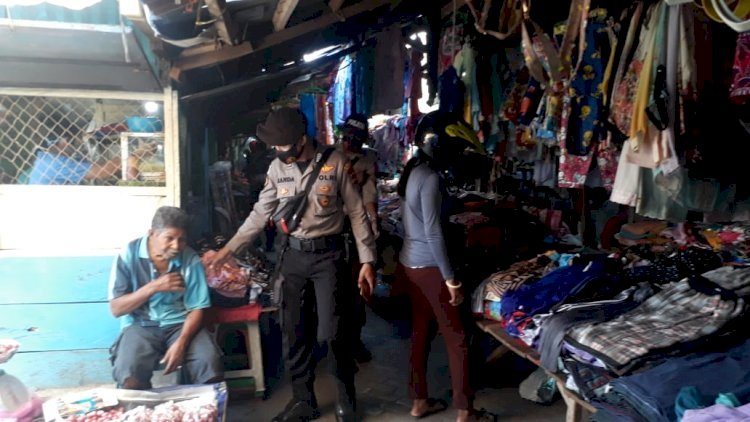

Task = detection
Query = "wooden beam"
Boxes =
[205,0,238,45]
[273,0,300,32]
[172,42,253,76]
[171,0,396,76]
[257,0,397,50]
[329,0,346,12]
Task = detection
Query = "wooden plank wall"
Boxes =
[0,255,119,388]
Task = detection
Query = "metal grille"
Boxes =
[0,94,165,186]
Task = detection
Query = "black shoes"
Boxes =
[353,342,372,364]
[334,403,357,422]
[271,400,320,422]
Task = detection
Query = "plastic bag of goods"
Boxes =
[0,339,44,422]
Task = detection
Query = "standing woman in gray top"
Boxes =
[397,112,493,422]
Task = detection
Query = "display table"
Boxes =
[476,320,596,422]
[205,304,277,396]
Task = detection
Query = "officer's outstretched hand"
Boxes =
[202,247,232,271]
[358,263,376,301]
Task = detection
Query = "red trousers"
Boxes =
[399,265,473,410]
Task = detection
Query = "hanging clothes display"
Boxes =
[354,46,376,117]
[556,1,614,188]
[373,24,407,114]
[299,93,317,138]
[406,50,423,117]
[730,31,750,104]
[330,55,353,127]
[453,42,481,129]
[438,66,466,114]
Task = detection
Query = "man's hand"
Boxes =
[202,247,232,271]
[151,272,185,294]
[160,339,187,375]
[447,282,464,307]
[358,263,376,301]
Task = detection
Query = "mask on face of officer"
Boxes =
[342,133,365,155]
[276,137,305,164]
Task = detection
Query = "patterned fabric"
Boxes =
[501,260,608,324]
[730,32,750,104]
[621,246,723,286]
[483,255,557,301]
[610,4,659,136]
[595,137,619,191]
[560,16,611,157]
[558,16,612,188]
[564,359,615,401]
[567,274,749,369]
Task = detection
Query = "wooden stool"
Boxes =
[206,304,265,396]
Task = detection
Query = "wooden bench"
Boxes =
[476,320,596,422]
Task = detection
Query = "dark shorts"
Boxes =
[110,324,223,386]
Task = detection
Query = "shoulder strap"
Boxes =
[289,147,336,228]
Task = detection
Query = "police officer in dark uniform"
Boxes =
[206,108,377,422]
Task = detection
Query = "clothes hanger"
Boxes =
[709,0,750,32]
[465,0,523,41]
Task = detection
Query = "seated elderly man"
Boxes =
[108,206,223,389]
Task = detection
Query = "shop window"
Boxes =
[0,95,165,186]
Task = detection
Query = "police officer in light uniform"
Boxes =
[339,113,379,236]
[206,107,377,422]
[338,113,378,364]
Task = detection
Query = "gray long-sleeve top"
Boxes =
[399,163,454,280]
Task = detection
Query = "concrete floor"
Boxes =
[226,304,565,422]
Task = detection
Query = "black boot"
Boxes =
[353,341,372,364]
[335,384,357,422]
[271,399,320,422]
[334,402,357,422]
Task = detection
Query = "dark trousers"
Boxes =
[399,265,473,410]
[110,324,223,387]
[281,247,357,407]
[345,233,367,345]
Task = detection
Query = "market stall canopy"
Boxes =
[0,25,161,92]
[0,0,162,92]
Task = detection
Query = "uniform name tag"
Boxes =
[277,176,295,183]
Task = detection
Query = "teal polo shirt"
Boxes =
[108,235,211,330]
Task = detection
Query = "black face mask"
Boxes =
[343,136,364,154]
[276,142,302,164]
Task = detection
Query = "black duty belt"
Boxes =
[287,235,341,253]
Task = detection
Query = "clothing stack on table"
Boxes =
[473,221,750,420]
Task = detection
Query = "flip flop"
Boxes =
[411,398,449,419]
